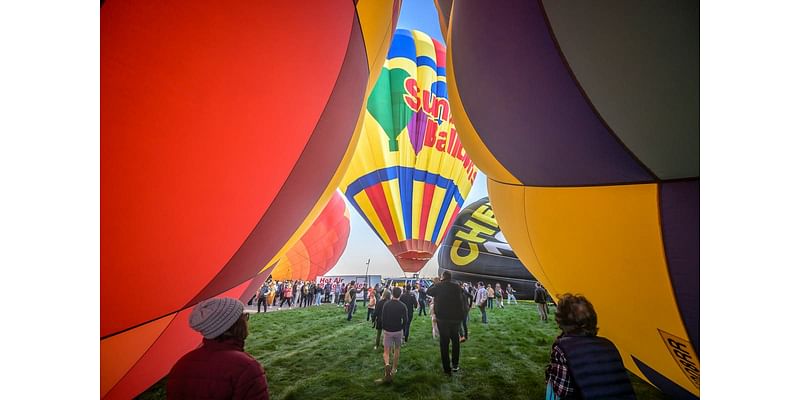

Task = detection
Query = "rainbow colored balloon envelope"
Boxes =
[340,29,475,274]
[437,1,699,398]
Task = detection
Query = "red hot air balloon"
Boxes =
[101,0,401,398]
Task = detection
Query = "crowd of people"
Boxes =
[167,275,635,399]
[249,278,375,312]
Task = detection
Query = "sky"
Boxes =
[326,0,485,278]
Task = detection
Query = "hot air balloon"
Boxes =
[339,29,476,274]
[437,197,538,299]
[101,0,401,397]
[437,1,699,399]
[270,192,351,281]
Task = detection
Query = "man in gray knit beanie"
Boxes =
[168,297,269,399]
[189,297,245,339]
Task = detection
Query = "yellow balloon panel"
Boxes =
[489,180,699,396]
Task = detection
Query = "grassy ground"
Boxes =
[138,301,667,399]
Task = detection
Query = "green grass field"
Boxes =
[139,301,667,399]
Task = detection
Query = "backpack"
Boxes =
[460,289,471,315]
[344,290,352,303]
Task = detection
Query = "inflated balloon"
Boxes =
[271,192,351,281]
[437,197,538,299]
[437,1,699,398]
[101,0,401,398]
[339,29,475,273]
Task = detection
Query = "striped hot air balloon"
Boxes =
[436,1,699,398]
[339,29,475,274]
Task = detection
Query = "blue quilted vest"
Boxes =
[557,335,637,400]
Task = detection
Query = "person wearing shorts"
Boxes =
[378,287,407,383]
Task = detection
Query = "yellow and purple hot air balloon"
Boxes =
[101,0,401,397]
[437,1,699,398]
[340,29,475,274]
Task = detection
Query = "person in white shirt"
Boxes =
[474,282,488,324]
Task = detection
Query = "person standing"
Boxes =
[373,290,391,350]
[495,283,504,309]
[459,282,472,342]
[324,282,331,303]
[399,285,417,342]
[280,283,292,308]
[475,282,488,324]
[275,281,283,307]
[417,284,428,316]
[486,285,495,309]
[378,287,407,383]
[426,271,467,376]
[167,298,269,399]
[267,282,277,310]
[367,288,377,321]
[545,294,635,399]
[346,281,358,321]
[256,282,269,313]
[506,283,518,305]
[534,282,549,321]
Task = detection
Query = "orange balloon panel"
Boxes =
[271,192,351,281]
[101,0,400,339]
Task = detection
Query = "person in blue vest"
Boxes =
[545,294,635,400]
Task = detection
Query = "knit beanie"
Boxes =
[189,297,244,339]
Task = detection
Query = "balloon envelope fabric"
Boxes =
[437,197,538,299]
[438,1,699,398]
[340,29,476,273]
[101,0,400,397]
[270,192,351,281]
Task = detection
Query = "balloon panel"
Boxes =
[100,314,173,397]
[541,0,699,179]
[340,29,475,273]
[101,0,399,338]
[103,0,349,336]
[447,0,652,187]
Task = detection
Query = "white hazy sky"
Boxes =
[327,0,481,279]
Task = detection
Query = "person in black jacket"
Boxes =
[417,284,428,316]
[379,287,407,383]
[372,290,391,350]
[399,285,417,342]
[426,271,467,375]
[534,282,549,321]
[545,294,635,399]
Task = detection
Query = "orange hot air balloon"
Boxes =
[339,29,475,274]
[101,0,401,398]
[271,192,351,281]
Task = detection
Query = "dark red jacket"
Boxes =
[167,337,269,400]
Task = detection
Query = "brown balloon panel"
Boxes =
[389,240,437,273]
